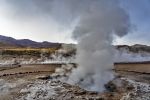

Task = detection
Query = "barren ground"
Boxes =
[0,64,150,100]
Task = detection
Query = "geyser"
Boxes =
[68,0,131,91]
[7,0,131,92]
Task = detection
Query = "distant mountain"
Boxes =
[0,35,61,48]
[0,42,19,49]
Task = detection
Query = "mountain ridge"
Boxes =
[0,35,61,48]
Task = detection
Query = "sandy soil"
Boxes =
[0,64,61,76]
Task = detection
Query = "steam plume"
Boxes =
[68,0,131,91]
[1,0,131,91]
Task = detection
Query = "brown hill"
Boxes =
[0,35,61,48]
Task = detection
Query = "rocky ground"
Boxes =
[0,64,150,100]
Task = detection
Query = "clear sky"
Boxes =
[0,0,150,45]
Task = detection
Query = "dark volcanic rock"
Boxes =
[104,81,117,92]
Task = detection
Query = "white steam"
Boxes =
[68,0,131,91]
[115,50,150,62]
[0,0,132,92]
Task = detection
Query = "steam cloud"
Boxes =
[68,0,131,91]
[1,0,131,91]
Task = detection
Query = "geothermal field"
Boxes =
[0,0,150,100]
[0,43,150,100]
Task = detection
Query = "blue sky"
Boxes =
[116,0,150,45]
[0,0,150,45]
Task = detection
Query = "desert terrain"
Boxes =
[0,36,150,100]
[0,41,150,100]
